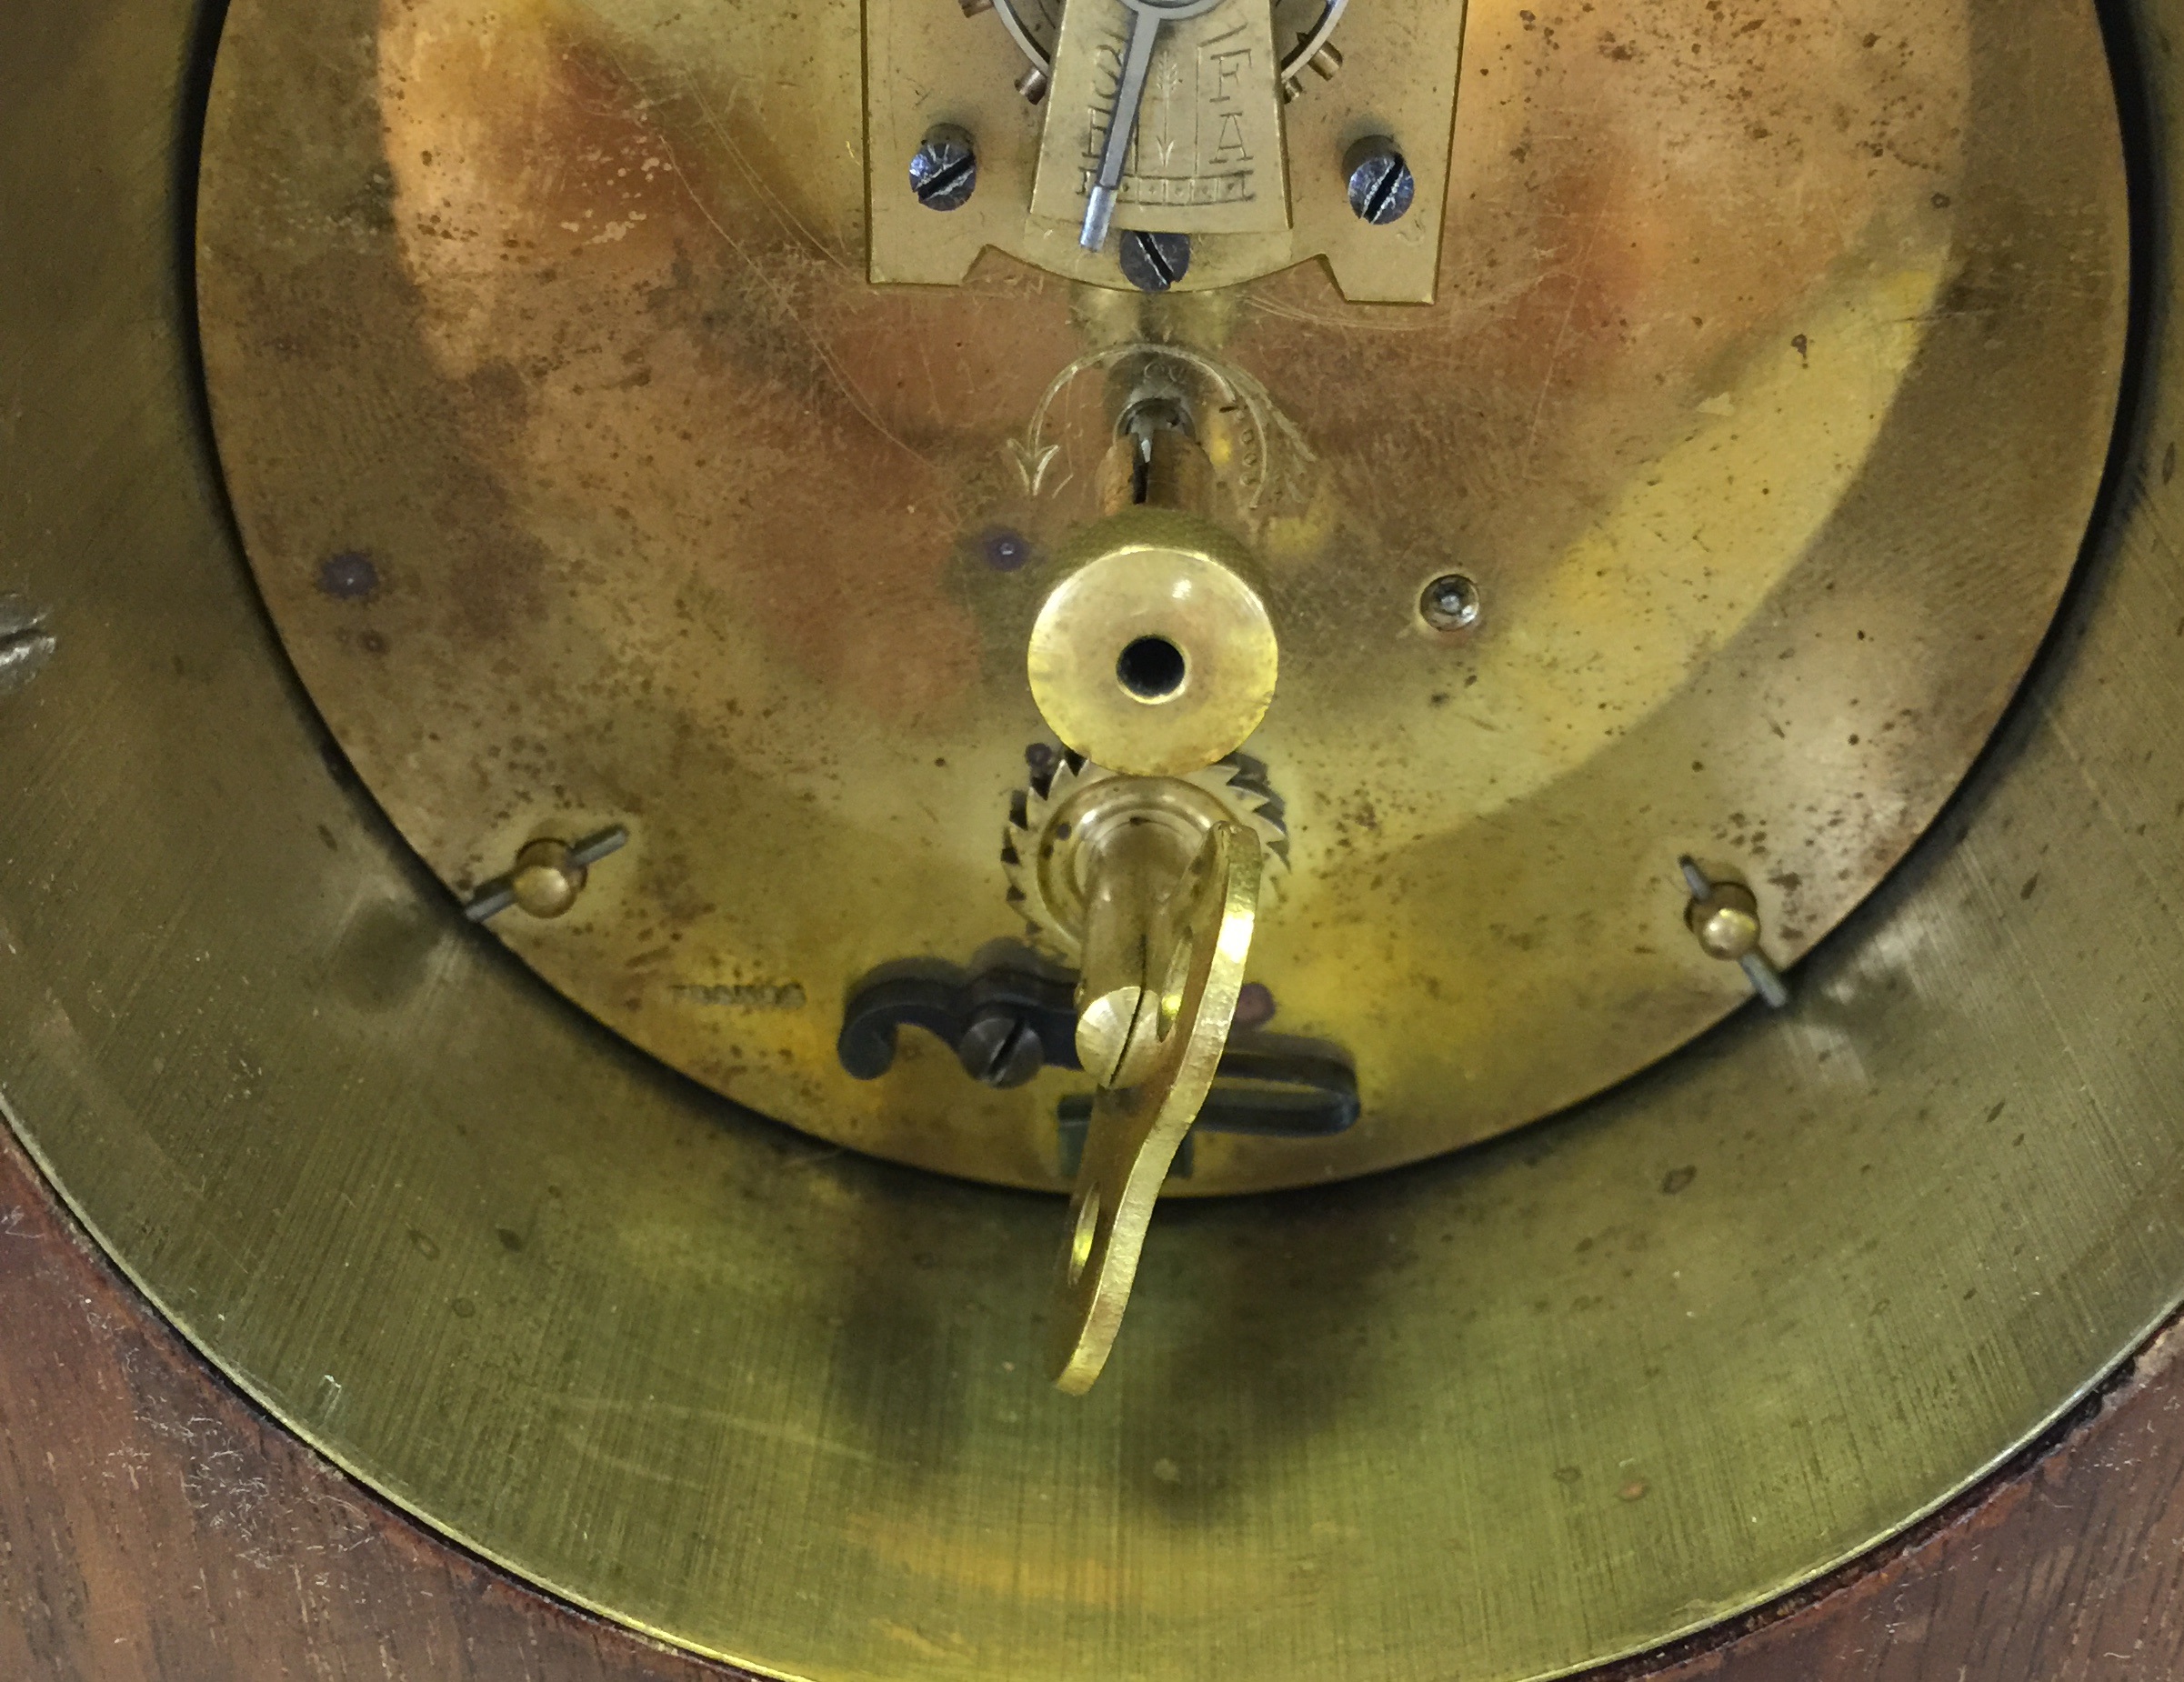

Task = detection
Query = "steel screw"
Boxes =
[1119,229,1192,293]
[1345,135,1416,225]
[1678,857,1790,1008]
[1017,66,1051,105]
[910,125,978,213]
[958,1011,1046,1088]
[1418,573,1481,631]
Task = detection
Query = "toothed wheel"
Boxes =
[1003,752,1289,962]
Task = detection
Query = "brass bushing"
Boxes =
[1026,508,1277,778]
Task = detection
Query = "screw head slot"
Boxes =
[1120,230,1192,292]
[1346,136,1416,225]
[909,125,978,212]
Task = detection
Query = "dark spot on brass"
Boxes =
[317,551,380,601]
[332,900,446,1013]
[1235,983,1277,1030]
[981,529,1034,572]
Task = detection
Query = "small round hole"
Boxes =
[1116,635,1187,700]
[1068,1186,1103,1287]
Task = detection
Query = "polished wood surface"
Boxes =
[0,1123,722,1682]
[3,1112,2179,1681]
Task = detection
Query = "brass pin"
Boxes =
[467,827,628,923]
[1679,856,1789,1008]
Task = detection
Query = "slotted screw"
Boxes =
[910,125,978,213]
[1119,230,1192,293]
[958,1011,1047,1089]
[1345,136,1416,225]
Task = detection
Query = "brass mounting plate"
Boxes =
[5,3,2184,1679]
[867,0,1466,297]
[193,0,2129,1196]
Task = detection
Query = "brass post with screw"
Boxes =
[466,827,629,923]
[1679,856,1790,1008]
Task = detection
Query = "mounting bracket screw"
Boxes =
[1345,136,1416,225]
[910,125,978,212]
[958,1010,1047,1089]
[1120,229,1192,293]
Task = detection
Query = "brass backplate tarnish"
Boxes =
[195,0,2127,1196]
[12,1,2184,1677]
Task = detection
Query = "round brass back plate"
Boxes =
[194,0,2127,1193]
[8,0,2184,1677]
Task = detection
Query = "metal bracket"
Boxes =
[863,0,1466,298]
[839,959,1361,1170]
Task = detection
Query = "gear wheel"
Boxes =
[1003,751,1289,961]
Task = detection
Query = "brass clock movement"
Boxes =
[3,0,2178,1673]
